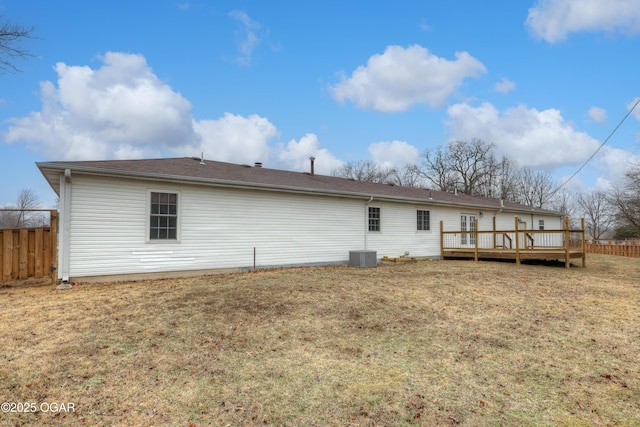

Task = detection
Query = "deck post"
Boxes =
[474,218,479,262]
[492,216,497,248]
[581,217,586,268]
[563,216,570,269]
[514,216,520,265]
[440,220,444,261]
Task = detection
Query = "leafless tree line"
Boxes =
[333,139,640,240]
[0,189,48,229]
[333,139,556,207]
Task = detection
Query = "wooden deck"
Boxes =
[440,216,586,268]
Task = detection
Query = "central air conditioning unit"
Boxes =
[349,250,377,268]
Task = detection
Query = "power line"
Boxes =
[553,97,640,195]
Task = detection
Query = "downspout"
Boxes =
[493,200,504,249]
[493,199,504,219]
[364,196,373,250]
[60,169,72,282]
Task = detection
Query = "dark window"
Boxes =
[150,192,178,240]
[368,207,380,232]
[539,220,545,230]
[417,210,430,231]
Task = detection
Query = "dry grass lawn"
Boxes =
[0,255,639,426]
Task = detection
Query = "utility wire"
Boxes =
[552,97,640,195]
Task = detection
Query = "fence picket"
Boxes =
[585,242,640,258]
[0,209,57,284]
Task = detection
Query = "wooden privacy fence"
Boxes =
[0,210,58,285]
[585,241,640,258]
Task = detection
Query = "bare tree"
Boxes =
[576,191,614,240]
[447,139,496,195]
[515,167,556,209]
[0,15,36,74]
[0,210,18,228]
[609,163,640,234]
[419,146,457,192]
[550,188,579,227]
[0,189,42,229]
[482,155,519,201]
[16,188,41,227]
[420,139,497,195]
[388,164,426,188]
[332,160,395,183]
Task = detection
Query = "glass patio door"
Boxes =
[461,214,477,246]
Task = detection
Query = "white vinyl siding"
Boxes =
[60,174,565,279]
[365,202,442,259]
[66,175,363,277]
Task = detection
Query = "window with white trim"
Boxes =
[150,192,178,240]
[368,207,381,232]
[539,220,545,230]
[417,210,430,231]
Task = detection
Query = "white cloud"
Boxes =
[368,140,420,169]
[587,106,607,123]
[275,133,343,174]
[177,113,278,164]
[494,78,516,94]
[4,52,196,160]
[595,146,640,184]
[446,102,602,168]
[1,52,347,177]
[526,0,640,43]
[329,44,486,112]
[629,97,640,120]
[229,10,261,66]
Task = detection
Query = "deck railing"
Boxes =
[440,216,586,268]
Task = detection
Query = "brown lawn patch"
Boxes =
[0,255,639,426]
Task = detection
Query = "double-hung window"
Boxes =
[417,210,430,231]
[368,207,381,232]
[150,192,178,240]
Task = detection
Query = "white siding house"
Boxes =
[37,157,564,281]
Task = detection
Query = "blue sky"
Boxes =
[1,0,639,207]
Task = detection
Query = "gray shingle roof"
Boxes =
[37,157,561,215]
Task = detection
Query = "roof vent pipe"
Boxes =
[254,162,262,168]
[200,152,206,165]
[309,156,315,176]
